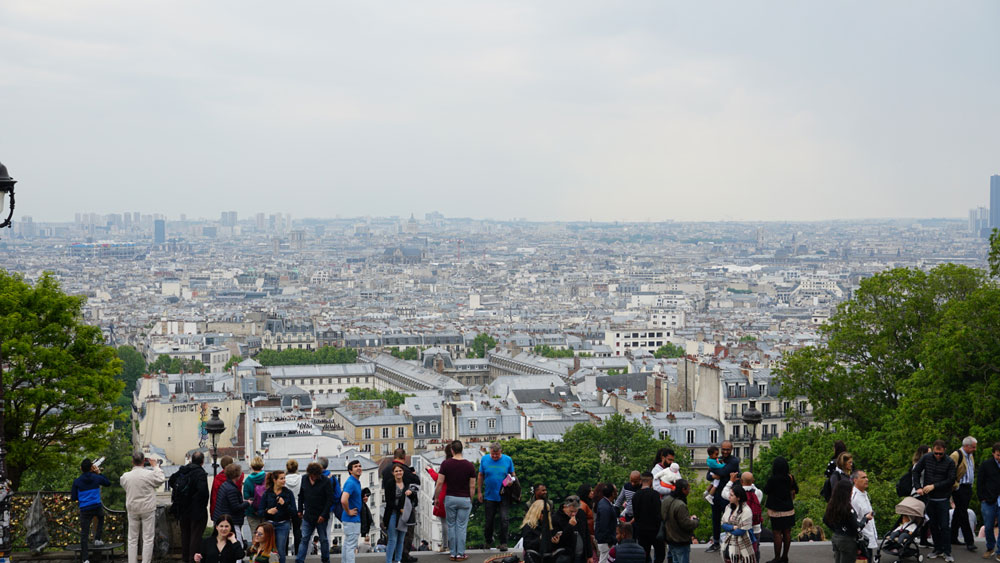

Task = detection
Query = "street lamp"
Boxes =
[742,400,763,473]
[0,161,16,229]
[205,407,226,478]
[0,160,17,562]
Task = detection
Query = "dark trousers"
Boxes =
[404,520,415,557]
[926,499,951,556]
[484,499,511,546]
[950,484,974,546]
[635,528,664,563]
[180,511,209,563]
[711,502,725,543]
[79,506,104,562]
[291,513,303,555]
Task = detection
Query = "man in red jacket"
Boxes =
[211,456,243,515]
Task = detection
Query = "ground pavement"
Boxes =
[304,538,995,563]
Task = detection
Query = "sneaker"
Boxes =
[983,549,995,558]
[83,560,90,563]
[927,552,940,559]
[93,540,104,547]
[704,492,714,504]
[706,544,721,553]
[943,555,954,563]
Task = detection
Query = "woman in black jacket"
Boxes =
[194,514,245,563]
[521,499,554,562]
[823,480,867,563]
[763,456,799,563]
[551,496,592,563]
[262,470,297,563]
[213,464,250,540]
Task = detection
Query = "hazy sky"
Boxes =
[2,1,998,223]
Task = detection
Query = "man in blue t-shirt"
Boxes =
[341,460,363,563]
[477,442,516,550]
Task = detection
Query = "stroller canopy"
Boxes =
[894,497,925,518]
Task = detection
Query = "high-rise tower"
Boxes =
[990,175,1000,230]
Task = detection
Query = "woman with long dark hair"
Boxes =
[823,480,868,563]
[261,470,296,563]
[721,486,756,563]
[763,456,798,563]
[194,515,245,563]
[576,484,596,550]
[384,464,418,563]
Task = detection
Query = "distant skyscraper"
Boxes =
[220,211,238,226]
[990,175,1000,230]
[154,219,165,244]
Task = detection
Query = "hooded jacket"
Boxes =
[243,470,267,516]
[661,491,698,546]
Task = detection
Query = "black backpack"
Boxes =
[895,469,913,498]
[169,467,193,516]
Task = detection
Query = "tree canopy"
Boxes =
[389,347,421,360]
[256,346,357,366]
[0,271,124,489]
[344,387,413,408]
[561,413,685,486]
[469,333,497,358]
[148,354,206,374]
[533,345,575,358]
[653,343,685,358]
[223,355,244,370]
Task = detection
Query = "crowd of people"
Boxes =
[68,435,1000,563]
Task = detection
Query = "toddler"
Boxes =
[703,446,725,503]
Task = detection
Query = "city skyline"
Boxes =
[1,1,999,223]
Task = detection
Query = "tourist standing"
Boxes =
[295,462,335,563]
[850,471,876,561]
[632,472,663,563]
[978,442,1000,558]
[73,458,111,563]
[285,460,303,557]
[213,463,250,543]
[250,522,279,563]
[262,470,297,563]
[661,479,699,563]
[172,452,210,563]
[552,496,593,563]
[435,440,477,561]
[595,484,618,563]
[707,441,740,553]
[384,464,418,563]
[478,442,516,551]
[341,460,365,563]
[614,472,641,522]
[381,449,419,563]
[824,480,867,563]
[913,440,957,562]
[120,453,166,563]
[950,437,978,551]
[762,457,798,563]
[194,515,245,563]
[244,457,268,538]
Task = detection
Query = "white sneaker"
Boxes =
[703,492,714,504]
[83,560,90,563]
[927,552,940,559]
[93,540,104,547]
[943,556,954,563]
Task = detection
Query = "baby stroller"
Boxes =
[874,497,927,563]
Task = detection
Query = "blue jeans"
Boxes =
[925,499,951,556]
[668,544,690,563]
[386,513,407,563]
[297,517,330,563]
[445,496,472,557]
[272,520,291,563]
[343,521,361,563]
[982,501,998,552]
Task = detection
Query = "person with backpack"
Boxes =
[296,462,335,563]
[762,458,797,563]
[661,479,699,563]
[721,472,763,557]
[820,441,848,501]
[213,463,251,542]
[72,457,111,563]
[171,451,211,563]
[823,453,853,502]
[244,457,268,540]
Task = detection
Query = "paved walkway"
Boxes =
[307,539,994,563]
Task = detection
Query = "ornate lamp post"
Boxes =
[0,161,17,563]
[742,400,763,473]
[0,162,16,229]
[205,407,226,478]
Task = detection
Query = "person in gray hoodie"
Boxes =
[285,459,303,557]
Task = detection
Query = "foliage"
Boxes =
[990,228,1000,278]
[470,333,497,358]
[776,264,986,434]
[224,355,244,370]
[389,347,421,360]
[0,270,125,490]
[256,346,357,366]
[561,413,686,487]
[148,354,207,374]
[533,345,575,358]
[116,345,146,397]
[344,387,413,408]
[754,426,899,537]
[653,343,685,359]
[738,335,756,343]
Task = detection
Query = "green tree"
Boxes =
[224,355,244,370]
[776,265,984,433]
[344,387,413,408]
[148,354,207,374]
[117,345,146,393]
[0,271,124,489]
[533,345,575,358]
[653,343,685,358]
[256,346,356,366]
[390,347,421,360]
[561,413,685,486]
[990,228,1000,278]
[470,333,497,358]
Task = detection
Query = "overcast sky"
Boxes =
[2,1,998,223]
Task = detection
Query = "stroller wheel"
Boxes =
[917,556,924,562]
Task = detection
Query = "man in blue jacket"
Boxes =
[71,458,111,563]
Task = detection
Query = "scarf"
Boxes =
[723,505,756,563]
